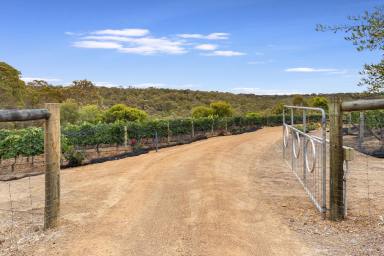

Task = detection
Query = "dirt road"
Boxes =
[2,127,316,255]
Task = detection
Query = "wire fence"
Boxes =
[342,111,384,223]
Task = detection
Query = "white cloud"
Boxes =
[131,82,198,89]
[195,44,218,51]
[69,29,244,56]
[95,81,122,87]
[72,41,122,49]
[118,37,185,55]
[285,67,338,73]
[74,33,185,55]
[208,50,245,57]
[92,28,149,37]
[231,87,299,95]
[21,77,61,83]
[177,32,229,40]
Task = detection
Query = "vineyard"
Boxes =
[0,115,287,179]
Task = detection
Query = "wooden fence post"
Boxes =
[44,103,61,229]
[329,97,344,221]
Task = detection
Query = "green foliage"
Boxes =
[245,112,261,118]
[317,7,384,92]
[271,102,285,114]
[0,62,26,107]
[365,110,384,144]
[61,99,80,125]
[66,80,103,105]
[79,104,103,124]
[193,117,213,132]
[62,122,124,148]
[19,128,44,157]
[310,96,329,111]
[210,101,233,117]
[104,104,148,123]
[360,60,384,93]
[292,95,307,106]
[295,123,319,133]
[0,128,43,162]
[191,106,213,118]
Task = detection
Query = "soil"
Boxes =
[0,127,383,255]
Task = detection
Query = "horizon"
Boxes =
[1,0,382,95]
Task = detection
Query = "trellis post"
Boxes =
[124,126,128,147]
[191,119,194,138]
[44,103,61,229]
[167,120,170,144]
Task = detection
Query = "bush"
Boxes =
[104,104,147,123]
[191,106,213,118]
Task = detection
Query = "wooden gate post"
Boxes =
[44,103,61,229]
[329,97,344,221]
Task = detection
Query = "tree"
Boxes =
[292,95,306,106]
[79,104,103,124]
[210,101,233,117]
[66,80,103,105]
[104,104,148,123]
[0,62,26,108]
[271,102,285,114]
[317,7,384,92]
[310,96,329,111]
[191,106,213,118]
[61,99,80,125]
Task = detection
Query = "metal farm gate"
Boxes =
[282,106,327,217]
[283,98,384,221]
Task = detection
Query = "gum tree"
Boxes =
[317,7,384,93]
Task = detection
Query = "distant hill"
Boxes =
[22,83,384,117]
[1,61,383,118]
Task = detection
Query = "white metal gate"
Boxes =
[283,106,327,217]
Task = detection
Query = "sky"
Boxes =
[1,0,382,94]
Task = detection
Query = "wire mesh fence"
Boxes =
[0,178,45,254]
[342,110,384,223]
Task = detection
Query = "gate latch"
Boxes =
[343,147,355,161]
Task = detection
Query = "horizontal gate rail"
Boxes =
[0,109,50,122]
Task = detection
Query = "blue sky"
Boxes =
[1,0,382,94]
